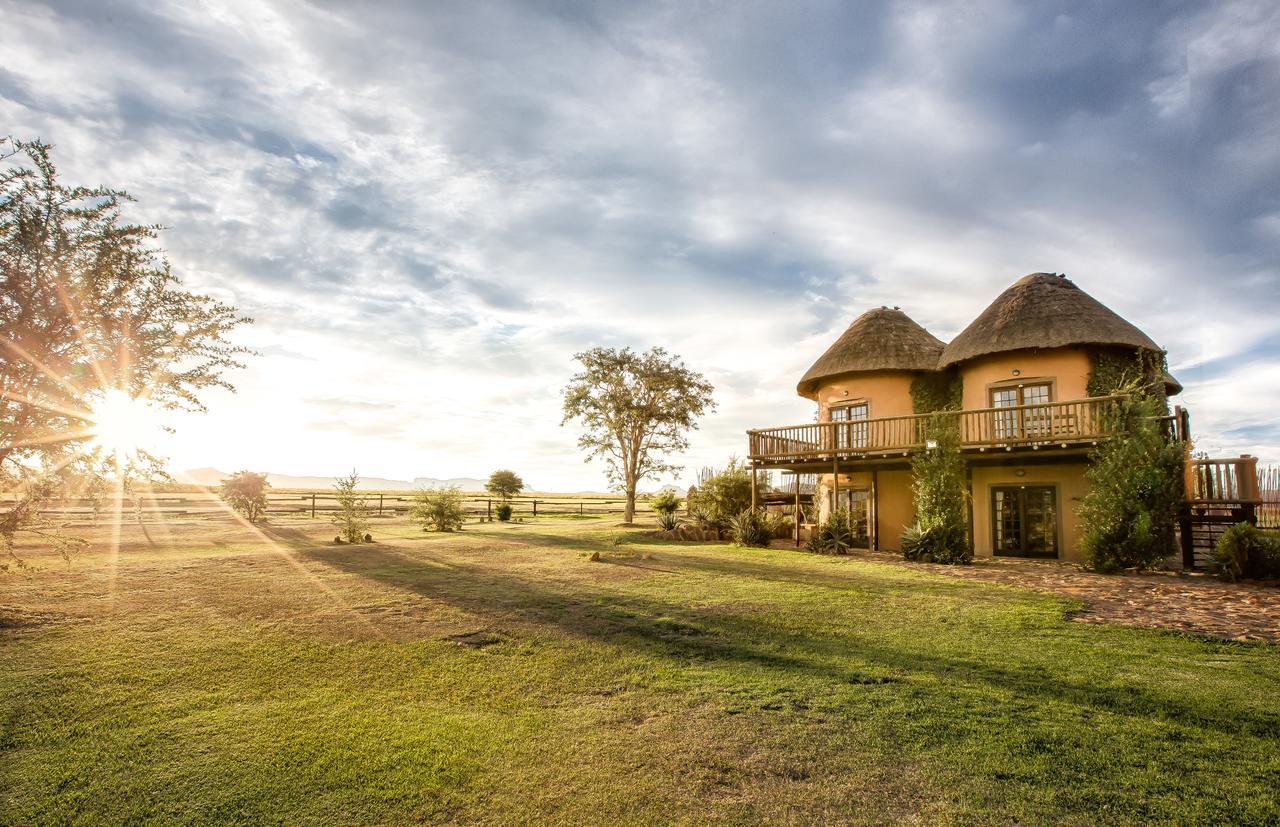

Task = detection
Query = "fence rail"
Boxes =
[748,395,1131,462]
[0,491,638,520]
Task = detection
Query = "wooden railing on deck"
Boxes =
[748,395,1131,461]
[1185,456,1261,505]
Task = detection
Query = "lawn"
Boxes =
[2,513,1278,825]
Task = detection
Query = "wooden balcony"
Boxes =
[748,395,1137,464]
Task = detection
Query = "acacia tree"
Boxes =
[562,346,715,523]
[219,471,270,524]
[0,139,251,564]
[485,469,524,502]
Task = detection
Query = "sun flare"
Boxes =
[88,389,164,458]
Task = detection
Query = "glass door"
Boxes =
[991,486,1058,558]
[990,384,1052,442]
[831,402,868,450]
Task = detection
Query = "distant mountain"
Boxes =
[174,468,492,492]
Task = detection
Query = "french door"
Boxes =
[828,487,871,546]
[991,383,1052,440]
[992,486,1058,558]
[832,402,869,449]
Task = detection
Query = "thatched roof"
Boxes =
[939,273,1162,368]
[797,307,944,396]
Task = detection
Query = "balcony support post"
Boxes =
[870,468,879,552]
[832,457,840,519]
[750,462,758,511]
[794,473,801,548]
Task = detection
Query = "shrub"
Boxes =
[1079,393,1183,572]
[689,459,752,531]
[219,471,270,523]
[1212,523,1280,582]
[729,509,772,547]
[809,508,855,555]
[906,416,972,565]
[332,470,370,544]
[410,486,465,532]
[656,511,680,532]
[765,510,793,539]
[496,503,513,521]
[650,490,681,516]
[901,521,972,564]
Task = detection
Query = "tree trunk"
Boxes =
[624,485,636,523]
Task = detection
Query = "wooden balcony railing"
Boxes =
[747,395,1132,462]
[1185,456,1261,505]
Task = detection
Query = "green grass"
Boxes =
[2,519,1278,824]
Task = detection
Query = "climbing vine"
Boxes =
[910,371,962,414]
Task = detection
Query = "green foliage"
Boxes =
[906,415,972,564]
[1087,348,1168,403]
[219,471,270,524]
[649,490,681,515]
[495,503,513,522]
[1212,523,1280,582]
[411,486,466,532]
[332,470,371,544]
[729,509,772,548]
[910,371,963,414]
[0,139,251,561]
[656,511,680,531]
[1079,394,1184,572]
[809,508,856,555]
[562,346,716,521]
[485,470,524,501]
[688,459,752,531]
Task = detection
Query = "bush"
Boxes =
[689,459,752,531]
[656,511,680,532]
[219,471,270,524]
[650,490,681,516]
[1079,394,1184,572]
[332,470,370,544]
[765,510,793,539]
[1213,523,1280,582]
[906,416,972,565]
[496,503,513,522]
[901,521,972,564]
[410,486,465,532]
[729,509,772,547]
[809,508,855,555]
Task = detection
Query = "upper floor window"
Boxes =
[831,402,868,449]
[991,383,1052,440]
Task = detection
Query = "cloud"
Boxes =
[4,0,1280,487]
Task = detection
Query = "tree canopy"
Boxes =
[219,471,271,524]
[562,346,715,522]
[485,469,524,501]
[1,138,252,561]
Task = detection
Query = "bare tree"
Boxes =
[562,347,715,523]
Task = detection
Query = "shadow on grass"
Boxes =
[300,543,1280,739]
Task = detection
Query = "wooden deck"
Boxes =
[747,395,1169,465]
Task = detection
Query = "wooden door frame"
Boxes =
[990,483,1061,559]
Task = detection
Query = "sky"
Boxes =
[3,0,1279,491]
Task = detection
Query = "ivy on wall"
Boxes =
[910,371,963,414]
[902,414,972,564]
[1087,347,1169,405]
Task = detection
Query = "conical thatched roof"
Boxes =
[939,273,1162,368]
[797,307,944,395]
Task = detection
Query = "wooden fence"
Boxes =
[1259,464,1280,530]
[0,490,637,521]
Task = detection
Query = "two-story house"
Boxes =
[748,272,1186,562]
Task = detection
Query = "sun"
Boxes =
[88,389,164,458]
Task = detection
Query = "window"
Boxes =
[831,402,868,449]
[990,383,1052,440]
[827,487,871,547]
[992,486,1058,558]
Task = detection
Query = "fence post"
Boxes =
[310,493,316,519]
[487,499,492,520]
[579,502,583,516]
[533,500,538,517]
[378,493,384,516]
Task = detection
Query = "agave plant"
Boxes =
[656,511,680,532]
[729,509,772,548]
[808,508,855,554]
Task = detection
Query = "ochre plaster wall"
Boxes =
[970,462,1089,562]
[958,347,1093,410]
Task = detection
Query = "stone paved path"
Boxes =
[849,550,1280,642]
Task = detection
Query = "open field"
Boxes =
[3,513,1279,824]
